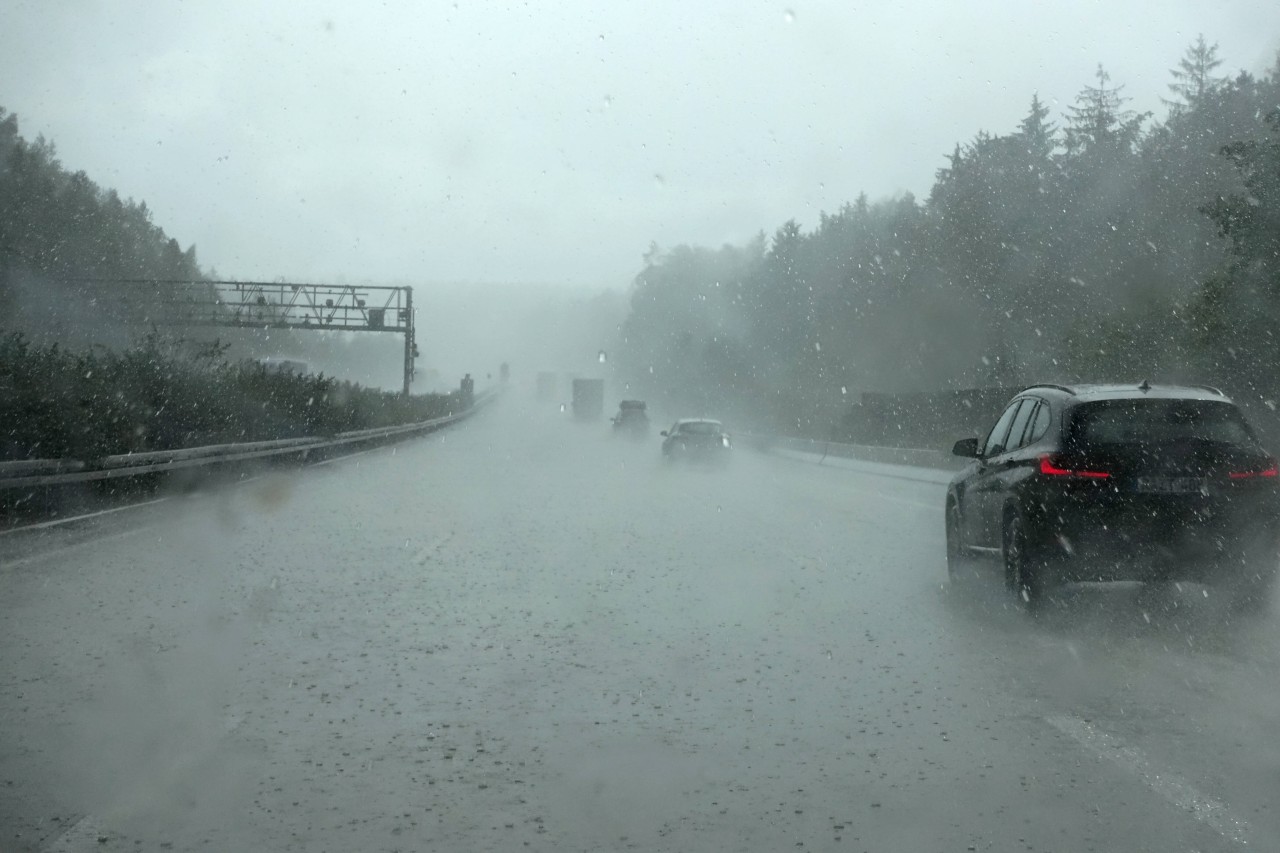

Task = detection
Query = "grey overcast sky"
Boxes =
[3,1,1279,288]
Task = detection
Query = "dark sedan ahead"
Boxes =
[946,382,1280,610]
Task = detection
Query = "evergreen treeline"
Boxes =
[615,40,1280,438]
[0,107,205,338]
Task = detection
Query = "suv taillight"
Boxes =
[1039,454,1110,479]
[1229,459,1278,479]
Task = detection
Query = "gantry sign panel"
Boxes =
[80,278,418,394]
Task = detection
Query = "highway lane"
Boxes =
[3,396,1280,851]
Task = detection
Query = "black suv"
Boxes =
[946,383,1280,609]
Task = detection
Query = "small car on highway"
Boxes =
[661,418,731,462]
[945,382,1280,609]
[612,400,650,439]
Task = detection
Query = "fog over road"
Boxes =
[4,397,1280,852]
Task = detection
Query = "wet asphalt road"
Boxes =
[3,397,1280,852]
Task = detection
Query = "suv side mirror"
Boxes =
[952,437,980,458]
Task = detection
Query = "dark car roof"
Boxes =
[1017,382,1231,405]
[674,418,723,427]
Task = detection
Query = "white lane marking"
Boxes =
[309,446,382,467]
[308,437,428,468]
[40,710,248,852]
[5,433,430,559]
[0,526,150,571]
[1046,715,1249,845]
[42,816,105,852]
[5,443,364,541]
[768,447,954,485]
[0,497,169,536]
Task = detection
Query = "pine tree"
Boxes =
[1064,64,1148,159]
[1016,93,1057,163]
[1164,35,1226,112]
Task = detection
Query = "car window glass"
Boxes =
[1027,401,1052,445]
[982,401,1023,456]
[1006,399,1038,451]
[1072,400,1254,445]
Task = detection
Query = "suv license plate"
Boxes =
[1135,476,1206,494]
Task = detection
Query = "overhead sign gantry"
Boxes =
[70,278,419,394]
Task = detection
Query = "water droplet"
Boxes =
[783,8,796,23]
[841,386,847,395]
[602,94,613,109]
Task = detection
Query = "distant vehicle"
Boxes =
[661,418,731,462]
[612,400,649,439]
[257,357,309,376]
[946,382,1280,610]
[572,378,604,420]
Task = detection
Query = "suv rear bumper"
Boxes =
[1028,495,1279,584]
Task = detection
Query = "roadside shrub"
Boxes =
[0,332,462,460]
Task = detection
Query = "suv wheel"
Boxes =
[1003,512,1046,609]
[945,500,968,584]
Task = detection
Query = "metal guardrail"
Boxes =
[0,459,88,476]
[0,389,499,490]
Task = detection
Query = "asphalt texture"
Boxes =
[3,396,1280,852]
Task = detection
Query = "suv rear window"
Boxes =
[1071,399,1255,446]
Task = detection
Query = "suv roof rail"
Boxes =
[1021,383,1076,395]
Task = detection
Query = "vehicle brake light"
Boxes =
[1229,459,1278,479]
[1038,454,1110,479]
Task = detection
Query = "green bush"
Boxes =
[0,332,463,460]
